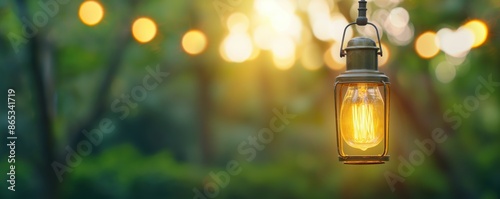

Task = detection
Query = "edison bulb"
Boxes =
[340,83,384,151]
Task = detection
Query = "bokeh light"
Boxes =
[435,62,456,83]
[389,7,409,28]
[371,9,390,27]
[273,55,296,70]
[271,36,295,59]
[227,12,250,33]
[271,36,296,70]
[132,17,157,43]
[463,20,488,48]
[331,14,352,42]
[248,47,261,61]
[217,0,416,69]
[374,0,393,8]
[383,6,414,46]
[279,14,303,42]
[270,12,293,33]
[387,23,414,46]
[437,27,474,58]
[78,1,104,26]
[301,42,323,71]
[325,42,344,70]
[254,0,298,35]
[308,0,339,41]
[379,42,390,67]
[253,24,276,50]
[254,0,279,17]
[415,31,440,59]
[182,30,207,55]
[222,33,253,63]
[356,21,383,39]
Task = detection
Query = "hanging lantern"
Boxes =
[334,0,390,164]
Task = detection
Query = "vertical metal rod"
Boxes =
[334,82,345,157]
[382,82,390,156]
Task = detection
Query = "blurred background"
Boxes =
[1,0,500,198]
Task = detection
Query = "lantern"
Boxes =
[334,0,390,164]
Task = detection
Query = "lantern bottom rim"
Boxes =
[339,155,389,165]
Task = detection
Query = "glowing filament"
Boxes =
[340,83,384,151]
[352,104,375,142]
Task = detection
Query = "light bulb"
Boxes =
[340,83,384,151]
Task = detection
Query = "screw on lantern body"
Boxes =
[334,0,390,164]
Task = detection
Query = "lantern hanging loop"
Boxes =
[339,0,383,58]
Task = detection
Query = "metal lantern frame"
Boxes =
[334,0,391,164]
[334,73,390,164]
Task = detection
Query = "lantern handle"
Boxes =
[339,22,383,58]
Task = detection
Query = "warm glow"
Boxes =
[222,33,253,63]
[331,14,351,42]
[271,36,295,59]
[340,83,384,151]
[309,11,352,42]
[254,0,279,17]
[219,43,230,62]
[255,0,296,16]
[79,1,104,26]
[132,17,157,43]
[332,42,345,66]
[227,12,249,33]
[182,30,207,55]
[248,47,261,61]
[270,12,293,33]
[273,55,295,70]
[253,25,276,50]
[308,0,338,41]
[325,42,344,70]
[463,20,488,48]
[415,31,440,59]
[301,42,323,70]
[272,36,296,70]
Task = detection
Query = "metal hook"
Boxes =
[339,22,384,58]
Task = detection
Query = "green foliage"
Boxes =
[61,144,197,199]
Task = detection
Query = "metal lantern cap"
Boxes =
[345,37,379,71]
[346,37,377,49]
[336,37,389,83]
